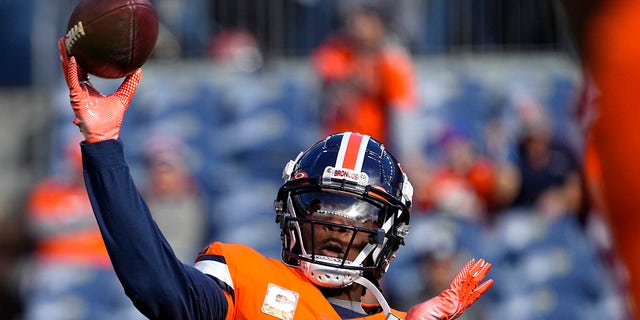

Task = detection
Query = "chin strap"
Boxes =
[354,277,402,320]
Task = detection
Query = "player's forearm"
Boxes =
[81,139,227,319]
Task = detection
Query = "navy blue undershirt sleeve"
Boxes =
[81,139,228,320]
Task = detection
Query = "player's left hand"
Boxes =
[405,258,494,320]
[59,37,142,143]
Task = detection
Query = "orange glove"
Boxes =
[406,258,494,320]
[59,37,142,143]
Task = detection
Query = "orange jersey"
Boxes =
[26,178,110,267]
[194,242,406,319]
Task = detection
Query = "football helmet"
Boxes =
[274,132,413,288]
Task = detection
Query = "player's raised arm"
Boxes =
[59,39,228,320]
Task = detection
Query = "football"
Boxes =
[64,0,159,79]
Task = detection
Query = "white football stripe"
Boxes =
[194,260,235,290]
[354,135,370,171]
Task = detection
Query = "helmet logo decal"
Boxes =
[322,166,369,186]
[293,172,307,179]
[336,132,370,171]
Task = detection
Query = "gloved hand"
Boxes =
[59,37,142,143]
[406,258,494,320]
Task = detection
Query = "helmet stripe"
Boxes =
[336,132,370,171]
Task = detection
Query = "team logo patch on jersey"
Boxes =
[261,283,299,320]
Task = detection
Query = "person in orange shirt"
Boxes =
[22,136,143,320]
[312,2,417,153]
[26,137,108,267]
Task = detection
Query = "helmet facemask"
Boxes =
[276,178,410,288]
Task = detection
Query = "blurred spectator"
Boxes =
[208,29,264,73]
[141,135,208,263]
[311,1,419,159]
[509,97,587,220]
[21,135,143,320]
[416,127,519,223]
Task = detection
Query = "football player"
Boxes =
[58,38,493,319]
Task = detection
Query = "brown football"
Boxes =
[64,0,159,79]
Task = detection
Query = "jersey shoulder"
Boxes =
[194,242,345,319]
[194,242,297,292]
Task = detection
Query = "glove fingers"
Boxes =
[408,259,493,320]
[453,259,493,303]
[67,57,83,96]
[474,279,494,296]
[466,259,488,286]
[473,260,492,282]
[451,258,476,288]
[114,68,142,107]
[58,38,71,87]
[463,260,491,295]
[59,37,89,83]
[459,262,494,310]
[464,279,495,309]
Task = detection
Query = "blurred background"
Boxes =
[0,0,635,319]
